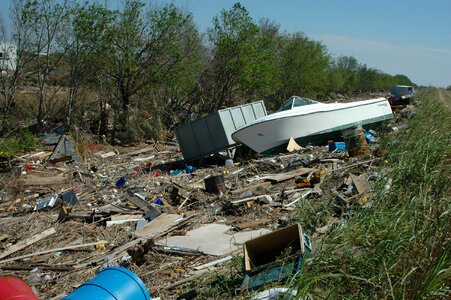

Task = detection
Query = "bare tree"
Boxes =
[0,0,39,131]
[61,1,114,126]
[22,0,69,129]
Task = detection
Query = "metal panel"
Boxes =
[175,100,267,161]
[220,101,267,144]
[174,124,200,160]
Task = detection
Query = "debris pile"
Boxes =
[0,103,415,299]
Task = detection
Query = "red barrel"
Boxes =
[0,276,39,300]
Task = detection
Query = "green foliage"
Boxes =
[205,2,265,110]
[3,0,418,141]
[393,74,415,86]
[102,1,203,140]
[0,130,38,158]
[276,33,330,101]
[329,55,415,95]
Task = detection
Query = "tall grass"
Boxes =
[295,88,450,299]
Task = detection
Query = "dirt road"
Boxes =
[438,89,451,110]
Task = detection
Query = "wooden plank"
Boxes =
[263,168,316,183]
[0,227,56,260]
[230,196,261,205]
[135,213,180,238]
[0,264,74,271]
[0,241,106,265]
[122,146,154,157]
[19,176,67,186]
[234,218,270,230]
[123,193,149,211]
[73,214,196,269]
[95,151,116,159]
[230,182,271,195]
[48,156,72,164]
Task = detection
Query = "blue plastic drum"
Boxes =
[63,267,150,300]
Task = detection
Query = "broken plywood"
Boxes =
[157,223,270,256]
[135,213,180,238]
[263,168,316,183]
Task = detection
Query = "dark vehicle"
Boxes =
[389,85,415,106]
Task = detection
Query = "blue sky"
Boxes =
[1,0,450,87]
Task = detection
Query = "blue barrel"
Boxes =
[63,267,150,300]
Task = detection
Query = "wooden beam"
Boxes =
[263,168,317,183]
[0,227,56,260]
[234,218,270,230]
[19,176,67,186]
[0,264,74,271]
[0,241,106,265]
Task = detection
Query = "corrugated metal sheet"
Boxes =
[175,101,267,161]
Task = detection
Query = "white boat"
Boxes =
[231,96,394,153]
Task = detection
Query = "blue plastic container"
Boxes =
[185,165,195,174]
[170,169,185,176]
[115,177,127,188]
[63,267,150,300]
[328,142,346,152]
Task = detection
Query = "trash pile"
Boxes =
[0,103,415,299]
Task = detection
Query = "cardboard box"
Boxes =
[242,223,311,289]
[244,223,307,272]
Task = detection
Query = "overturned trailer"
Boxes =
[175,101,267,161]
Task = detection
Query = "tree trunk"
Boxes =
[66,86,76,127]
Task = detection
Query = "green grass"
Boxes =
[0,129,38,159]
[293,88,450,299]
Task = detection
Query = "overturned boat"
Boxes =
[231,96,393,153]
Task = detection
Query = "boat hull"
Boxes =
[232,98,393,153]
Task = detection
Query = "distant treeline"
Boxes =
[0,1,414,142]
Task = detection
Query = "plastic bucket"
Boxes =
[0,276,39,300]
[63,267,150,300]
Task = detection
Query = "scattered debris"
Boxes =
[250,288,297,300]
[0,228,56,260]
[0,101,413,298]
